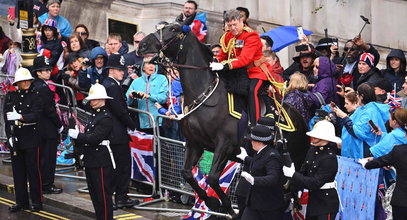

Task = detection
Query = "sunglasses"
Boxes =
[76,31,88,35]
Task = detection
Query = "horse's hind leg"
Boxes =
[207,139,237,218]
[181,142,208,200]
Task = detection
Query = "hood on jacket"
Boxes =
[140,60,159,81]
[89,46,108,62]
[317,56,335,79]
[386,49,406,73]
[118,41,129,55]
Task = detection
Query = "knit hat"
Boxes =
[43,19,57,30]
[47,0,61,7]
[250,125,273,143]
[257,116,275,131]
[359,52,375,68]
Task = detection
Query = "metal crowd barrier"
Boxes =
[134,114,242,218]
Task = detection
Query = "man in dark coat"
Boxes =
[31,56,63,194]
[283,120,340,220]
[68,83,115,220]
[5,68,43,212]
[102,53,139,209]
[238,125,285,219]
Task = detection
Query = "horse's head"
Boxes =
[138,16,195,58]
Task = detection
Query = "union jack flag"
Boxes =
[129,130,155,183]
[190,12,207,43]
[0,80,15,94]
[387,92,403,109]
[182,161,239,220]
[0,142,9,153]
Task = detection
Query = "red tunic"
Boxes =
[217,26,269,81]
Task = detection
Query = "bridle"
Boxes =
[149,24,219,119]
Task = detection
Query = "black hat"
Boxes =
[64,52,80,68]
[293,50,317,63]
[257,116,275,131]
[105,53,126,71]
[32,56,52,72]
[316,37,335,49]
[250,125,273,143]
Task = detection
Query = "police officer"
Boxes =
[102,53,138,208]
[32,56,64,194]
[237,125,285,219]
[4,68,43,212]
[235,116,276,218]
[68,83,115,220]
[283,120,341,220]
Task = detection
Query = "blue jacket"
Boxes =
[370,127,407,158]
[126,65,168,129]
[38,13,73,38]
[78,47,108,90]
[158,78,183,115]
[341,102,390,159]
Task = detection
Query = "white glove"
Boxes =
[8,137,13,148]
[58,126,64,134]
[210,62,224,71]
[7,107,21,121]
[68,127,79,139]
[358,158,369,168]
[241,171,254,185]
[283,163,295,178]
[236,147,248,161]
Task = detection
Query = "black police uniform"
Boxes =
[365,144,407,220]
[241,145,285,220]
[4,89,43,210]
[291,142,339,220]
[102,76,137,206]
[75,106,114,220]
[32,78,62,192]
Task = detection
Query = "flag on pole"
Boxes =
[129,130,155,183]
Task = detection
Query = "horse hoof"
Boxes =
[205,196,221,210]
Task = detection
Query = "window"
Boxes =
[108,18,137,45]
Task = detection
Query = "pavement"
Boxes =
[0,153,192,220]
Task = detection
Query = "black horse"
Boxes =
[138,17,309,217]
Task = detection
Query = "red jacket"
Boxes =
[217,26,268,80]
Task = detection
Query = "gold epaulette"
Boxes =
[243,26,253,33]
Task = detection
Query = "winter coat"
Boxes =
[356,67,384,89]
[41,38,63,68]
[78,46,108,90]
[311,57,338,107]
[125,63,168,129]
[282,62,315,84]
[38,13,73,38]
[0,48,23,82]
[381,49,407,92]
[341,102,390,159]
[285,90,315,123]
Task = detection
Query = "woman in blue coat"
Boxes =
[126,58,168,134]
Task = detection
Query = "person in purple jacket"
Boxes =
[311,56,339,107]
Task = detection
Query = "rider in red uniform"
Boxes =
[211,9,272,127]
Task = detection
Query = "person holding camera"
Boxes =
[78,46,108,90]
[4,68,43,212]
[68,83,115,220]
[102,53,139,209]
[283,120,341,220]
[31,56,64,194]
[126,57,168,134]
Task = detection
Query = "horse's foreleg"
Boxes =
[207,140,237,218]
[181,143,207,199]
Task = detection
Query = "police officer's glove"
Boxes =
[68,127,79,139]
[358,158,369,168]
[7,107,21,121]
[8,138,13,148]
[209,62,224,71]
[241,171,254,185]
[236,147,248,161]
[283,163,295,178]
[58,126,64,134]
